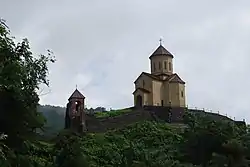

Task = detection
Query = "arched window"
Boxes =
[169,62,172,71]
[164,61,167,69]
[159,62,162,70]
[75,101,81,112]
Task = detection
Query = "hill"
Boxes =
[39,105,244,136]
[31,115,250,167]
[37,105,65,136]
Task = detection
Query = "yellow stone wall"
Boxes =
[150,56,173,75]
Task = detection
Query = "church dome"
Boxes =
[149,45,174,59]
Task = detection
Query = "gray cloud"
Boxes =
[1,0,250,121]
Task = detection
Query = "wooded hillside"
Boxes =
[1,20,249,167]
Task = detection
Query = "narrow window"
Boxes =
[181,91,184,97]
[153,62,156,71]
[164,61,167,69]
[75,101,80,112]
[161,100,164,106]
[142,80,145,88]
[159,62,162,70]
[169,62,172,71]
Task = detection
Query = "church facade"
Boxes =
[133,44,186,108]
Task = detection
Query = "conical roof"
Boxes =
[149,44,173,59]
[68,89,85,100]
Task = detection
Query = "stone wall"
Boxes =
[143,106,186,123]
[85,109,153,133]
[84,106,245,133]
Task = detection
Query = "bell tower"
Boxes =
[65,88,86,133]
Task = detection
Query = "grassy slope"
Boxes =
[94,108,133,118]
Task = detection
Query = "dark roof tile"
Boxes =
[68,89,85,100]
[149,45,174,58]
[134,72,185,84]
[168,74,185,84]
[133,87,151,94]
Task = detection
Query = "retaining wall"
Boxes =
[84,106,245,133]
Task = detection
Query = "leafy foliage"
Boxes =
[53,121,193,167]
[0,19,55,166]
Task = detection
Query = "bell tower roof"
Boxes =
[149,44,174,59]
[68,89,85,100]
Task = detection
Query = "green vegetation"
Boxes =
[94,108,133,118]
[1,19,250,167]
[31,116,250,167]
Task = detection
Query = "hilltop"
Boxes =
[38,104,245,137]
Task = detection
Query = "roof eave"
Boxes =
[68,96,85,101]
[149,54,174,59]
[133,88,151,94]
[169,81,185,84]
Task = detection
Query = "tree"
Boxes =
[54,130,89,167]
[0,19,55,151]
[181,112,247,167]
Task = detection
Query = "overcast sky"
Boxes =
[1,0,250,121]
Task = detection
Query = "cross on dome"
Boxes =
[159,38,163,45]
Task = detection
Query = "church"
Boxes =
[133,43,186,108]
[64,42,247,133]
[64,42,187,133]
